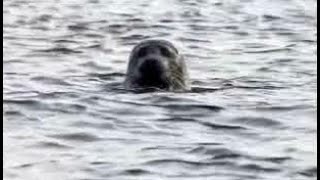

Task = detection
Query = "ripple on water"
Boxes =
[143,158,282,176]
[36,47,83,54]
[49,102,87,114]
[68,23,90,32]
[4,99,45,108]
[31,76,72,86]
[160,104,224,112]
[188,146,242,160]
[255,105,314,112]
[144,158,233,167]
[200,121,246,130]
[189,145,292,164]
[159,104,224,117]
[298,167,317,178]
[49,132,102,142]
[230,116,283,129]
[154,115,246,135]
[31,141,72,150]
[120,168,153,176]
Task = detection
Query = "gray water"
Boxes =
[3,0,317,180]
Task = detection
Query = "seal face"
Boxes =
[124,39,190,91]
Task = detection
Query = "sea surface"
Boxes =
[3,0,317,179]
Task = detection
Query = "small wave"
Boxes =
[36,47,82,54]
[200,121,246,130]
[158,115,245,132]
[239,164,281,173]
[120,168,153,176]
[90,161,112,165]
[191,87,220,93]
[32,141,72,149]
[300,39,317,44]
[141,145,190,152]
[49,102,87,114]
[31,76,72,86]
[159,19,175,23]
[36,14,54,22]
[3,110,31,121]
[158,117,196,122]
[106,24,129,34]
[49,132,101,142]
[3,59,25,64]
[68,24,90,31]
[82,33,105,38]
[107,24,126,29]
[262,14,282,22]
[90,72,125,80]
[189,147,242,159]
[190,84,284,93]
[12,160,59,170]
[79,61,111,71]
[53,39,79,44]
[125,18,144,23]
[12,163,35,169]
[255,105,314,111]
[227,85,284,90]
[37,91,78,99]
[244,47,292,54]
[178,37,211,43]
[70,121,115,130]
[4,110,24,117]
[189,145,292,165]
[120,34,150,41]
[145,158,232,167]
[231,116,282,128]
[259,156,291,164]
[299,167,317,177]
[160,104,223,112]
[187,24,216,32]
[195,142,222,146]
[4,99,43,107]
[151,24,177,30]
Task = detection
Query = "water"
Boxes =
[3,0,317,179]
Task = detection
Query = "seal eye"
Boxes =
[137,47,147,57]
[160,47,173,58]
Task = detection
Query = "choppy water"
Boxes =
[3,0,317,179]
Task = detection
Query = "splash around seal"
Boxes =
[124,39,190,91]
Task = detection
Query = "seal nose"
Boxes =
[139,58,164,77]
[138,58,168,89]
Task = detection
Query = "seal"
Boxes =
[124,39,190,91]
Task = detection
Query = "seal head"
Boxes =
[124,40,190,91]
